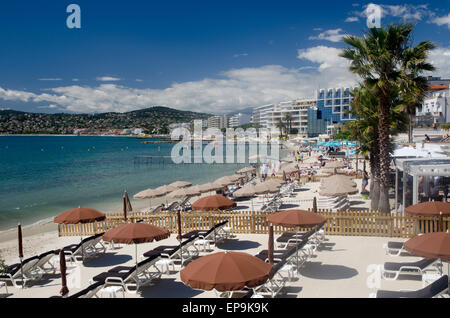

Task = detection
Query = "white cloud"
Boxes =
[4,45,448,115]
[345,17,359,23]
[38,78,62,81]
[428,47,450,76]
[96,76,121,82]
[432,14,450,29]
[136,79,143,82]
[72,78,80,82]
[233,53,248,58]
[309,29,347,43]
[357,3,433,21]
[38,104,59,109]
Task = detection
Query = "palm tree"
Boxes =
[340,24,435,214]
[284,113,293,135]
[345,85,408,210]
[275,119,284,139]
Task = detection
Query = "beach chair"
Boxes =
[62,233,106,263]
[31,250,59,276]
[253,261,290,298]
[91,254,162,293]
[0,256,40,288]
[68,281,104,298]
[166,201,179,212]
[142,236,199,264]
[381,258,441,280]
[369,275,449,298]
[383,241,411,257]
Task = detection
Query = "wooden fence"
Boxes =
[58,210,450,239]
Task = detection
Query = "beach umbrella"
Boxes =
[180,252,272,293]
[124,191,133,212]
[54,207,106,224]
[405,202,450,232]
[18,223,24,288]
[237,167,255,174]
[405,202,450,216]
[265,179,286,186]
[103,223,170,269]
[198,182,223,193]
[313,197,318,213]
[268,210,326,273]
[192,195,237,211]
[325,161,345,169]
[319,182,358,197]
[54,208,106,262]
[321,175,356,186]
[59,249,69,297]
[233,186,256,198]
[404,232,450,291]
[253,183,281,195]
[168,187,201,199]
[133,188,166,210]
[215,175,242,187]
[169,181,192,189]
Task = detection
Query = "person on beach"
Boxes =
[361,170,369,193]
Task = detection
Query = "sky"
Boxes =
[0,0,450,115]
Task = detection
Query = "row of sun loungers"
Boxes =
[217,224,326,298]
[369,239,448,298]
[1,233,108,289]
[316,195,350,211]
[0,250,58,288]
[70,221,231,298]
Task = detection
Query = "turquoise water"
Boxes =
[0,136,256,230]
[0,136,284,230]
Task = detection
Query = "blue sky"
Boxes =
[0,0,449,114]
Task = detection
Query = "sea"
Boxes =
[0,136,286,231]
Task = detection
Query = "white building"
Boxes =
[265,100,314,136]
[416,89,450,125]
[207,115,229,129]
[252,104,275,128]
[229,113,251,127]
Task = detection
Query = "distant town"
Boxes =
[1,76,449,138]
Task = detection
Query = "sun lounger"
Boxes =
[62,233,106,263]
[369,275,449,298]
[253,260,290,298]
[166,201,179,212]
[31,250,59,276]
[68,281,104,298]
[0,256,40,288]
[142,236,199,264]
[383,241,411,257]
[91,254,162,293]
[381,258,440,280]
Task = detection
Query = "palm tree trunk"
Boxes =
[370,128,381,210]
[408,113,414,144]
[378,96,392,214]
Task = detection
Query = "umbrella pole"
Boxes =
[20,257,24,289]
[135,244,138,271]
[296,226,299,274]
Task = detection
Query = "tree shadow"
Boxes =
[280,204,299,209]
[83,252,132,268]
[217,240,261,251]
[299,262,358,280]
[139,278,204,298]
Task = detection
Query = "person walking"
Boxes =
[362,170,369,193]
